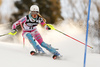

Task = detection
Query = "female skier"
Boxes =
[12,5,60,59]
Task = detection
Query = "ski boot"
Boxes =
[35,45,45,53]
[52,52,62,59]
[30,45,45,55]
[41,42,61,59]
[26,33,45,55]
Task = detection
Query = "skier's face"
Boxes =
[31,11,38,15]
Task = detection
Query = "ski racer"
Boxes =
[12,5,60,58]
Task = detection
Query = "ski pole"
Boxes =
[20,22,25,47]
[46,24,93,49]
[0,33,9,37]
[0,31,17,37]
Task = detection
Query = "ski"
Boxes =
[30,51,62,60]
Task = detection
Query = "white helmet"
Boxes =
[30,5,39,12]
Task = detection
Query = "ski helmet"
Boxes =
[30,5,39,12]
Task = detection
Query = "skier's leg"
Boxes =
[31,30,43,45]
[25,33,44,53]
[41,42,60,56]
[26,33,37,49]
[32,30,60,56]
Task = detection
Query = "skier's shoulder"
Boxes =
[19,16,27,22]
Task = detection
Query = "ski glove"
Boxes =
[8,29,18,35]
[47,26,51,30]
[12,29,18,33]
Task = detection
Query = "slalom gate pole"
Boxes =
[84,0,91,67]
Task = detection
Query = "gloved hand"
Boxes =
[8,29,18,35]
[47,25,51,30]
[12,29,18,33]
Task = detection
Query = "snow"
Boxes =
[0,0,17,23]
[60,0,100,23]
[0,22,100,67]
[60,0,74,19]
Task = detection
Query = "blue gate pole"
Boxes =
[84,0,91,67]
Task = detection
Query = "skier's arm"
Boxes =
[40,18,51,30]
[38,13,51,30]
[12,16,27,29]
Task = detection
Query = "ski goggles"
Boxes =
[31,11,39,15]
